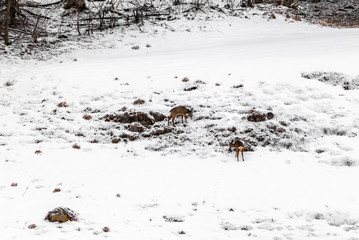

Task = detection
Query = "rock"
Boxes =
[163,215,184,222]
[240,225,253,231]
[266,112,275,119]
[83,114,92,120]
[182,77,189,82]
[58,35,68,39]
[195,80,206,84]
[45,207,78,223]
[247,110,266,122]
[28,224,37,229]
[184,85,198,91]
[57,102,68,108]
[103,226,110,232]
[133,99,145,105]
[247,110,274,122]
[72,143,80,149]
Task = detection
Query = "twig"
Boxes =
[22,187,29,197]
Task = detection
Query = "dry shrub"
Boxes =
[233,84,244,88]
[35,150,42,154]
[132,46,140,50]
[286,11,291,19]
[269,13,276,19]
[11,183,18,187]
[103,227,110,232]
[215,83,221,86]
[53,188,61,193]
[293,15,301,21]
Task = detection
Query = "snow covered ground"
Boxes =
[1,12,359,239]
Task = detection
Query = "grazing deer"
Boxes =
[168,106,193,126]
[229,138,245,162]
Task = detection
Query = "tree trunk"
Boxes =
[4,0,11,45]
[9,0,16,26]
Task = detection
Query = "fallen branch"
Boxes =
[22,0,64,8]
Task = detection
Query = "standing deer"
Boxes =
[168,106,193,126]
[229,138,245,162]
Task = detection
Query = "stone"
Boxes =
[45,207,78,223]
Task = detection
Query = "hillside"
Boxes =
[1,6,359,240]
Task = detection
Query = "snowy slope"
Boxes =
[1,13,359,239]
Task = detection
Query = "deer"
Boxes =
[168,106,193,126]
[229,138,245,162]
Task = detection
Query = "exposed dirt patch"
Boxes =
[103,112,156,128]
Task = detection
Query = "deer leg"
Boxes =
[185,115,188,123]
[235,148,239,161]
[239,147,244,161]
[168,116,170,126]
[172,117,175,126]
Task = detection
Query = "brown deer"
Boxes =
[168,106,193,126]
[229,138,245,162]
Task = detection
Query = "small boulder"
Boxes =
[45,207,78,223]
[133,99,145,105]
[28,224,37,229]
[247,110,274,122]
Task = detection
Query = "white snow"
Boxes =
[1,12,359,240]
